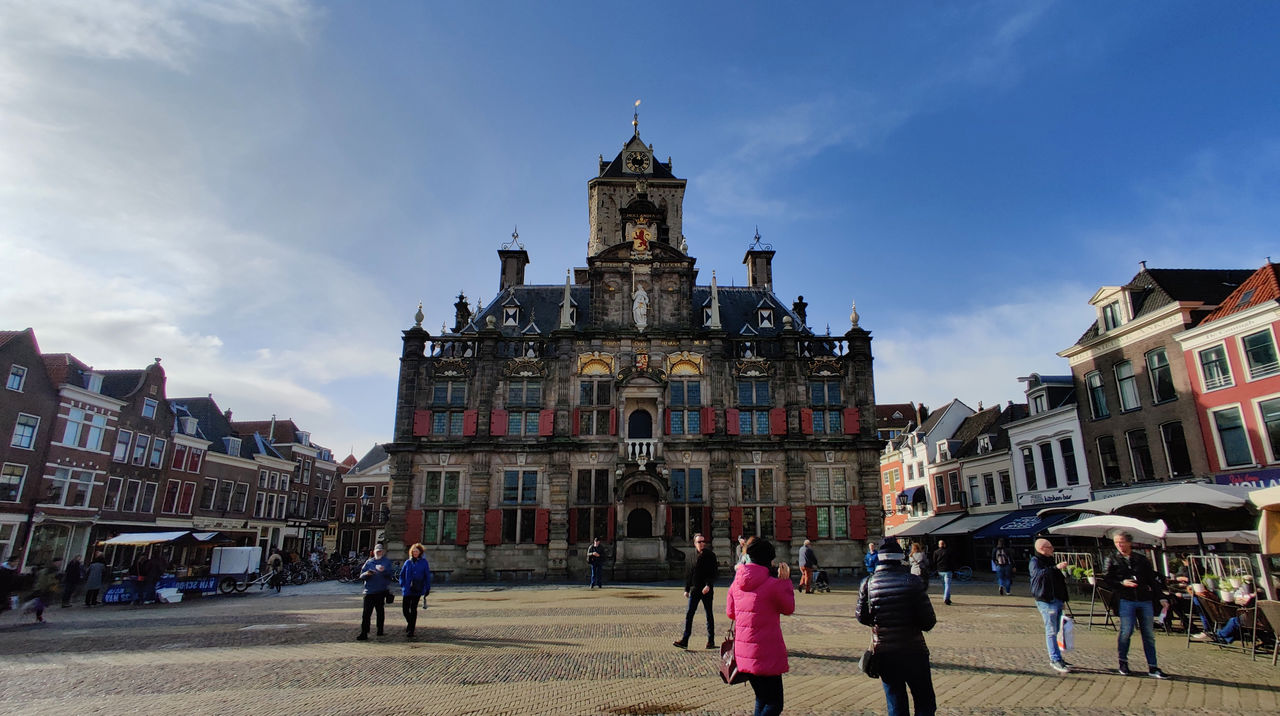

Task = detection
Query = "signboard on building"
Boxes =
[1215,468,1280,489]
[1017,484,1091,508]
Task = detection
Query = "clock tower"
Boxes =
[587,127,687,257]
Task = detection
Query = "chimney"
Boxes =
[498,249,529,292]
[743,247,775,289]
[224,409,233,421]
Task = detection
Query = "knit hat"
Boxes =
[877,537,904,561]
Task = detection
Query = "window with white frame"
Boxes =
[1102,301,1123,331]
[1031,394,1046,414]
[578,378,612,435]
[1098,435,1121,484]
[62,408,107,451]
[131,434,151,466]
[232,482,249,513]
[998,470,1013,503]
[114,430,133,463]
[758,308,773,328]
[668,467,704,540]
[669,379,702,434]
[736,380,771,434]
[1115,361,1140,411]
[421,469,461,544]
[575,468,612,542]
[968,475,980,506]
[162,480,181,513]
[1059,437,1080,485]
[1086,371,1109,419]
[982,473,996,505]
[48,468,94,507]
[501,469,539,543]
[1199,345,1232,390]
[1022,446,1037,490]
[1,463,25,502]
[1126,429,1154,481]
[739,467,775,537]
[1145,348,1176,403]
[1259,397,1280,463]
[1040,442,1058,488]
[122,479,141,511]
[103,477,122,511]
[140,482,158,513]
[932,474,946,509]
[810,466,849,539]
[809,379,843,434]
[6,365,26,392]
[1242,329,1279,379]
[199,478,217,511]
[142,398,158,419]
[148,438,166,469]
[948,471,961,504]
[1211,406,1253,468]
[1159,421,1194,477]
[11,413,38,449]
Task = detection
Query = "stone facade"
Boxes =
[385,128,882,581]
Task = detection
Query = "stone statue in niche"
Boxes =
[632,285,650,330]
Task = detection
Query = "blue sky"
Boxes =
[2,1,1277,457]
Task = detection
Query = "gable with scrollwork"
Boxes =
[734,358,772,378]
[503,357,547,378]
[665,351,705,376]
[431,358,472,378]
[577,352,616,376]
[809,357,842,377]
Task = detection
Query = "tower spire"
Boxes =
[632,99,641,136]
[709,270,722,330]
[559,269,574,329]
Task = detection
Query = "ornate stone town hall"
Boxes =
[385,122,881,581]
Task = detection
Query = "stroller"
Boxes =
[812,569,831,593]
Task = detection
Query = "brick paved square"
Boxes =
[0,581,1275,715]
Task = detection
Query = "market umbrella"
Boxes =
[1037,483,1256,554]
[1049,515,1168,544]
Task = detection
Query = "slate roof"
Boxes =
[98,369,147,400]
[350,444,388,473]
[596,135,680,180]
[460,284,806,338]
[918,399,965,436]
[875,403,916,429]
[169,397,266,460]
[1075,268,1254,345]
[944,407,1003,459]
[1201,262,1280,323]
[232,419,302,446]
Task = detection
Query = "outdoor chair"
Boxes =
[1252,600,1280,665]
[1090,585,1118,630]
[1195,594,1242,651]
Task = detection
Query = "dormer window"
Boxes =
[1032,394,1047,414]
[937,440,950,461]
[977,436,992,454]
[179,416,199,435]
[297,431,310,446]
[758,309,774,328]
[1101,301,1123,331]
[703,307,713,327]
[224,437,242,455]
[503,306,519,326]
[86,373,104,393]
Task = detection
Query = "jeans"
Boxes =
[361,592,386,636]
[681,589,715,643]
[402,594,421,634]
[879,650,936,716]
[996,565,1013,593]
[938,571,952,602]
[747,673,784,716]
[1035,599,1065,663]
[1216,616,1243,644]
[1117,598,1158,669]
[589,563,602,588]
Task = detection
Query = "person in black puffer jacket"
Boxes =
[1028,538,1072,673]
[857,537,937,716]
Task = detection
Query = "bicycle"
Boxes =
[217,570,279,594]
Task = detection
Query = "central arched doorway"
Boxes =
[627,507,653,538]
[627,409,653,439]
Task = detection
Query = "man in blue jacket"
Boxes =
[357,544,395,641]
[399,543,432,639]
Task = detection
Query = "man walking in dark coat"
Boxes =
[1102,531,1167,679]
[931,539,957,605]
[674,532,719,650]
[60,555,84,607]
[858,537,937,716]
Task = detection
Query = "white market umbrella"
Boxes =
[1049,515,1168,544]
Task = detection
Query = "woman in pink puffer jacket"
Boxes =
[726,538,796,716]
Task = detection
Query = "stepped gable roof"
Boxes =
[1075,267,1253,345]
[98,369,147,399]
[232,418,302,446]
[597,135,679,180]
[170,397,261,459]
[876,403,915,428]
[463,283,806,338]
[351,444,389,473]
[1201,262,1280,323]
[41,353,91,387]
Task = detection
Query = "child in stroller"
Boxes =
[812,569,831,593]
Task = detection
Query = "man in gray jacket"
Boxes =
[857,537,936,716]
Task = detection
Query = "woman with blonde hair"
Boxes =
[399,542,432,639]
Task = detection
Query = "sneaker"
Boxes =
[1050,661,1070,674]
[1191,632,1214,642]
[356,634,368,641]
[672,640,687,649]
[706,640,717,650]
[1117,663,1132,676]
[944,599,952,606]
[1148,668,1168,680]
[1060,659,1074,668]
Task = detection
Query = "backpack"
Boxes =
[994,548,1011,566]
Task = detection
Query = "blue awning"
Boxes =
[973,508,1073,540]
[896,486,927,506]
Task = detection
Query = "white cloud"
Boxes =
[873,282,1093,410]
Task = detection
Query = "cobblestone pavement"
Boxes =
[0,579,1276,715]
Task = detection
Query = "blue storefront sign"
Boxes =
[102,576,219,604]
[1214,467,1280,489]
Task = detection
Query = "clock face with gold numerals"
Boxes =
[625,151,649,173]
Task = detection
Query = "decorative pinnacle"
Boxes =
[633,99,640,136]
[502,226,524,250]
[414,302,424,328]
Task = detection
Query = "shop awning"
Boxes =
[897,486,927,506]
[932,512,1005,537]
[191,532,236,544]
[893,513,962,537]
[973,509,1073,540]
[99,531,195,546]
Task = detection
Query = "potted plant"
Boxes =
[1201,574,1219,592]
[1084,568,1095,586]
[1228,576,1243,589]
